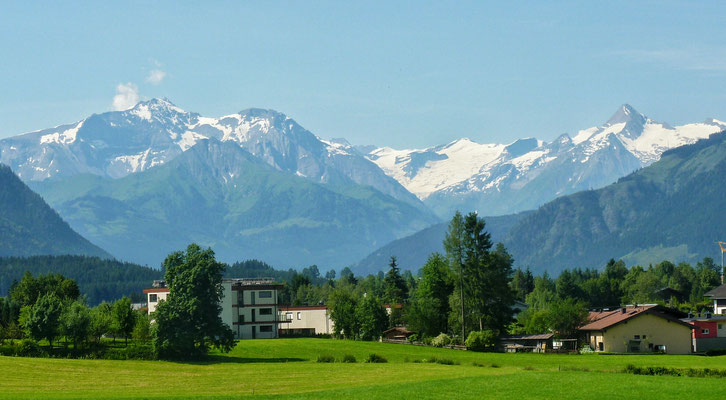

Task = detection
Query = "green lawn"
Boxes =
[2,338,726,399]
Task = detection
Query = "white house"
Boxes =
[145,278,285,339]
[278,306,334,336]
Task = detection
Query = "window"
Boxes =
[702,329,710,334]
[719,324,723,329]
[297,312,302,320]
[642,335,646,340]
[634,335,640,339]
[259,291,272,299]
[238,315,244,324]
[260,325,273,333]
[286,312,293,320]
[259,308,272,315]
[149,294,158,302]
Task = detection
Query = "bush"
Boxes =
[341,354,357,363]
[432,333,451,348]
[705,348,726,357]
[17,339,46,358]
[126,345,155,360]
[430,357,458,365]
[317,354,335,363]
[465,330,497,352]
[407,333,419,343]
[365,353,387,363]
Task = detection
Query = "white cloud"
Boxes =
[112,83,139,111]
[609,48,726,72]
[146,69,166,85]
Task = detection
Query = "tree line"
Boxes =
[0,272,147,354]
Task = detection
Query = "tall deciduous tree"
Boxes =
[61,301,91,350]
[355,295,388,341]
[407,253,453,337]
[152,244,235,359]
[22,293,63,349]
[10,272,80,308]
[112,297,136,346]
[328,287,359,339]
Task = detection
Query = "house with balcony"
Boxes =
[704,283,726,314]
[278,305,334,336]
[145,278,284,340]
[579,304,694,354]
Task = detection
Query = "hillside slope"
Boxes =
[0,164,110,259]
[503,130,726,273]
[31,140,438,268]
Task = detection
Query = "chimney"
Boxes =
[621,307,627,314]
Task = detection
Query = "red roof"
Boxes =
[279,306,328,311]
[143,288,170,294]
[579,305,694,331]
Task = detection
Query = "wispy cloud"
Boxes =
[145,59,166,85]
[609,47,726,72]
[146,69,166,85]
[112,83,139,111]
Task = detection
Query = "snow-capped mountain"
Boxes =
[0,98,424,210]
[366,104,726,218]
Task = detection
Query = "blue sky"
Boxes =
[1,1,725,148]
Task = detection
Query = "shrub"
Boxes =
[126,345,155,360]
[705,348,726,357]
[407,333,419,343]
[490,363,500,368]
[432,333,451,347]
[317,354,335,363]
[17,339,46,358]
[465,330,497,352]
[365,353,387,363]
[342,354,357,363]
[433,357,457,365]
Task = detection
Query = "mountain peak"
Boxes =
[134,98,186,113]
[238,108,287,120]
[606,104,646,126]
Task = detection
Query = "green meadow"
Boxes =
[2,338,726,399]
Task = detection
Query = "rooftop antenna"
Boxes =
[718,241,726,284]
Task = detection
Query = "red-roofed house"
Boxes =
[579,305,694,354]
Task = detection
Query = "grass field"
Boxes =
[2,338,726,399]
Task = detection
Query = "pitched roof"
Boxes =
[704,284,726,299]
[383,327,413,335]
[579,305,694,331]
[501,333,554,340]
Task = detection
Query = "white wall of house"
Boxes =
[279,307,333,335]
[714,299,726,314]
[146,291,168,313]
[146,280,282,340]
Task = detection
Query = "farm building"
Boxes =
[382,327,415,342]
[145,278,285,340]
[278,306,334,336]
[500,333,553,353]
[579,304,694,354]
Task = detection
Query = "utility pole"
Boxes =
[718,242,726,285]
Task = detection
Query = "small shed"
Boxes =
[382,327,414,342]
[500,333,554,353]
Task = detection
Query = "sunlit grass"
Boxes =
[2,338,726,399]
